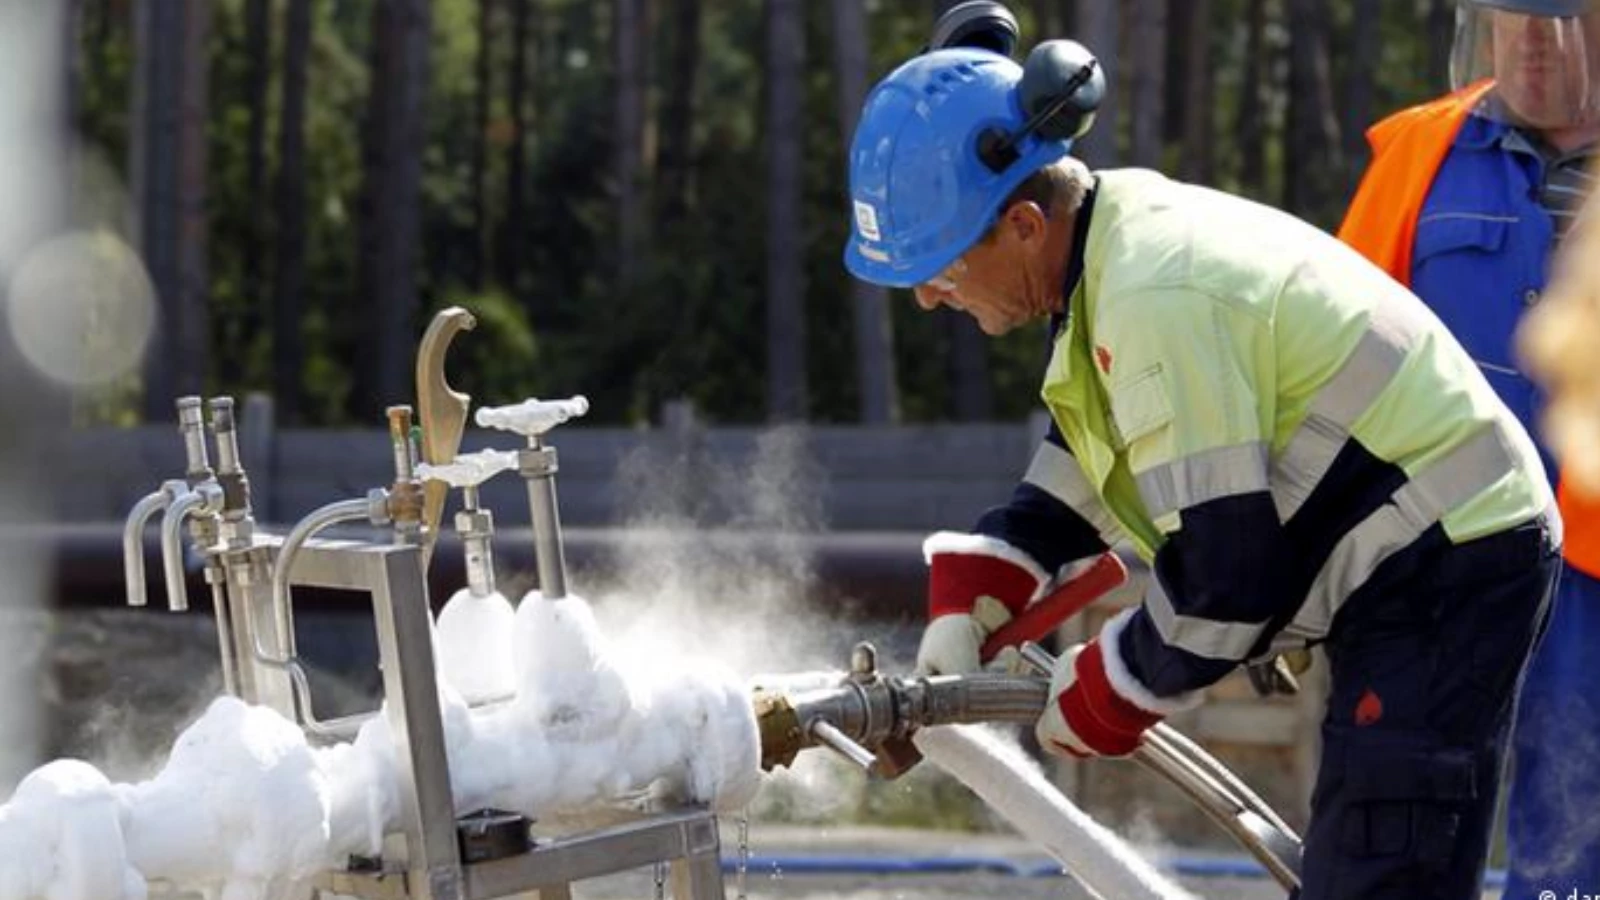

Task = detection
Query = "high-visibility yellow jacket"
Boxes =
[1005,169,1555,699]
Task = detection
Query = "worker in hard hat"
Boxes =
[847,43,1560,898]
[1339,0,1600,889]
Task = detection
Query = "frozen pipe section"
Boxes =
[415,449,519,598]
[914,724,1196,900]
[476,396,589,600]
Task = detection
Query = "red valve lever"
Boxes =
[979,552,1127,662]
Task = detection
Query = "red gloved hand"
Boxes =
[915,532,1048,675]
[1035,610,1199,758]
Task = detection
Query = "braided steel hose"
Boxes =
[752,642,1303,891]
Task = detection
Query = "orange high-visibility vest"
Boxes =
[1339,82,1599,577]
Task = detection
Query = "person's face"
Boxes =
[1491,10,1600,129]
[909,203,1048,337]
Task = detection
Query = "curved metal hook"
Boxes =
[415,306,477,569]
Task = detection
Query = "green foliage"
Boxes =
[76,0,1452,426]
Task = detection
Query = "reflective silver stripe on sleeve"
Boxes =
[1024,441,1124,545]
[1136,441,1271,521]
[1281,425,1519,644]
[1271,327,1408,522]
[1142,574,1272,661]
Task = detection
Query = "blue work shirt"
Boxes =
[1410,114,1558,474]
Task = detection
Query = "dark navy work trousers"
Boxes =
[1294,520,1559,900]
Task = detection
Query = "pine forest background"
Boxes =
[63,0,1453,428]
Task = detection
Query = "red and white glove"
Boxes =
[915,532,1048,676]
[1035,609,1201,758]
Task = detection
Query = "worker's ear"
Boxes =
[998,201,1049,246]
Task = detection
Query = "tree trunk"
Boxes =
[656,0,700,224]
[1178,0,1213,184]
[175,3,210,401]
[273,0,312,426]
[471,0,493,289]
[242,0,271,337]
[499,0,530,290]
[614,0,649,292]
[1128,0,1165,167]
[1074,0,1119,167]
[1285,0,1341,224]
[133,1,208,417]
[353,0,431,420]
[1340,0,1381,191]
[765,0,807,421]
[831,0,899,425]
[1236,0,1268,197]
[131,0,181,417]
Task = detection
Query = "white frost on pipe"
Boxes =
[913,724,1196,900]
[0,761,146,900]
[415,449,520,488]
[0,594,762,900]
[116,699,333,900]
[475,396,589,437]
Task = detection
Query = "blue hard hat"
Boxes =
[843,48,1076,289]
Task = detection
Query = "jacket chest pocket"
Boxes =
[1413,213,1511,261]
[1108,364,1173,449]
[1411,214,1526,374]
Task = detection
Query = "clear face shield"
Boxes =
[1451,0,1600,130]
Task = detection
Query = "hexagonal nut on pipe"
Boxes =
[753,690,804,771]
[454,509,494,537]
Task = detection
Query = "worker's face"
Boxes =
[910,203,1048,336]
[1490,10,1600,129]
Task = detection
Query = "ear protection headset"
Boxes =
[927,2,1105,173]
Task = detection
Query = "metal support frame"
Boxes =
[127,390,728,899]
[220,530,728,900]
[314,808,723,900]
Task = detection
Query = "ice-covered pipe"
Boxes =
[417,448,519,598]
[913,724,1195,900]
[419,449,521,703]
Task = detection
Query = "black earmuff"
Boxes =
[927,1,1020,57]
[1018,40,1104,142]
[925,3,1105,174]
[977,40,1104,173]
